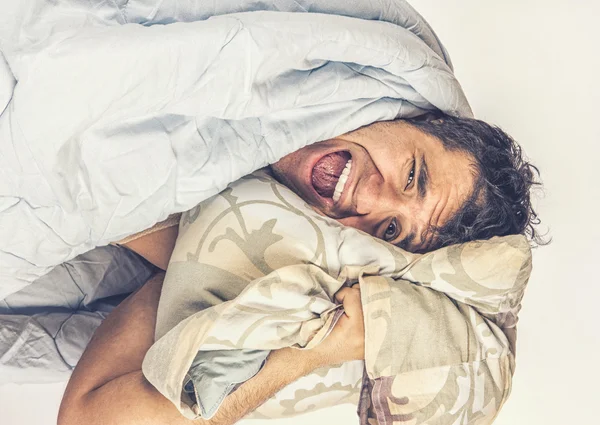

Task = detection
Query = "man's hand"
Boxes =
[305,284,365,368]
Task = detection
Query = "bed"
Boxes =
[0,1,526,424]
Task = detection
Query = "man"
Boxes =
[57,114,541,425]
[272,114,541,251]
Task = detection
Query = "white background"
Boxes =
[2,1,599,424]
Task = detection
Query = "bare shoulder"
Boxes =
[122,225,178,270]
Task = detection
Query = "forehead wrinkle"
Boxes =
[401,181,439,252]
[408,163,475,252]
[410,201,439,252]
[430,191,449,233]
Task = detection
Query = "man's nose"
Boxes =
[355,175,402,216]
[339,181,404,235]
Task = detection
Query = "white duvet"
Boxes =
[0,0,471,299]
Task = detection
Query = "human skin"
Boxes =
[57,273,363,425]
[272,120,477,252]
[123,119,477,270]
[59,120,476,424]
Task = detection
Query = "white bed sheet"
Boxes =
[0,51,14,114]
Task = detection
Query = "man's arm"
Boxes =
[58,274,363,425]
[121,225,179,270]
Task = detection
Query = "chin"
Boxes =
[270,157,307,197]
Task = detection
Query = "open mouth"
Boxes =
[311,151,352,203]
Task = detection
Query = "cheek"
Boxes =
[270,159,290,183]
[271,158,302,193]
[337,216,373,235]
[273,146,312,176]
[372,141,405,162]
[274,149,302,168]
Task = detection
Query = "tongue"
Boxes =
[311,151,351,198]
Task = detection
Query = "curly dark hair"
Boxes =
[404,113,545,249]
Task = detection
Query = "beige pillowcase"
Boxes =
[143,171,531,423]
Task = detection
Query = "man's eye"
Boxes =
[384,218,399,241]
[405,160,415,189]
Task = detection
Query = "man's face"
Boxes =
[271,120,477,252]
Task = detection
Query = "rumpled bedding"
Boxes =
[143,173,531,424]
[0,2,521,424]
[0,0,471,300]
[0,51,13,116]
[0,245,155,384]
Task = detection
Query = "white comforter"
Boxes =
[0,0,471,299]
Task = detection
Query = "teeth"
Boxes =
[332,159,352,203]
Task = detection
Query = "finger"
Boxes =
[334,285,360,302]
[341,288,362,318]
[334,287,351,303]
[351,283,360,290]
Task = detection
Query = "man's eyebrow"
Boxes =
[397,156,427,251]
[397,231,416,251]
[418,154,428,199]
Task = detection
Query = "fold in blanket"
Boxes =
[0,51,13,115]
[0,245,155,384]
[0,0,471,299]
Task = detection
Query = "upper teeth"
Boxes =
[332,159,352,203]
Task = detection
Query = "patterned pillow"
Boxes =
[145,170,531,423]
